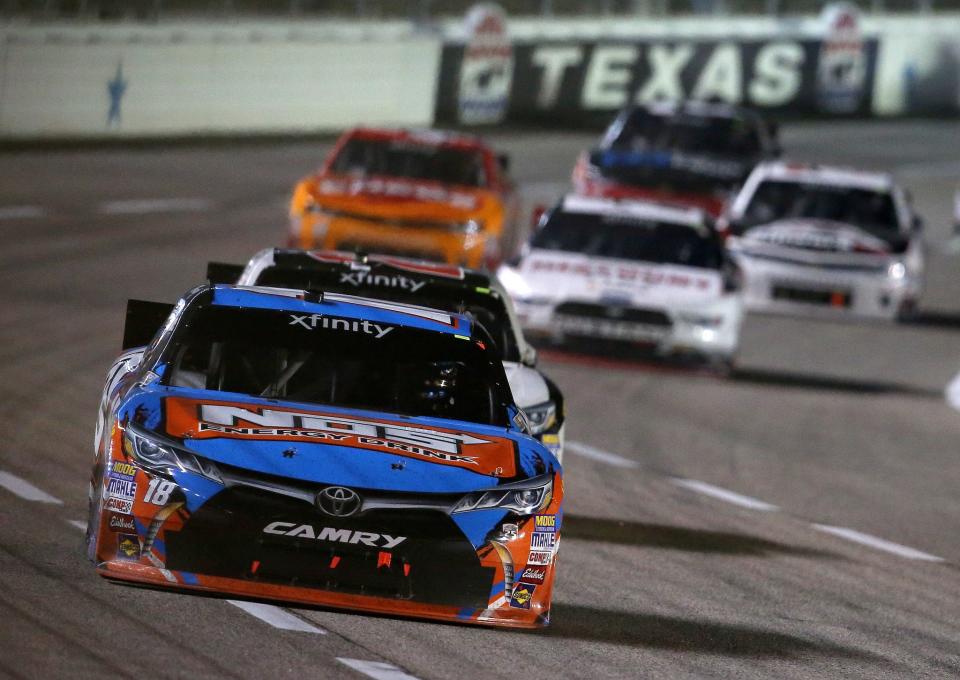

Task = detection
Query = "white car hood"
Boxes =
[503,361,549,409]
[518,250,723,307]
[736,219,892,255]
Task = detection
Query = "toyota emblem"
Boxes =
[316,486,361,517]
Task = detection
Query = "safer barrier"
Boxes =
[0,23,441,139]
[0,11,957,141]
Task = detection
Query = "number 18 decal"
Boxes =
[144,478,176,505]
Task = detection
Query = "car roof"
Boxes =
[751,161,894,192]
[628,100,763,122]
[344,127,491,152]
[560,194,709,230]
[263,249,493,288]
[208,284,474,337]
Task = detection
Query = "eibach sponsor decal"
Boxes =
[518,565,547,586]
[108,513,137,533]
[163,398,518,477]
[509,583,537,609]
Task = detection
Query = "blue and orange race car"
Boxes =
[88,284,562,628]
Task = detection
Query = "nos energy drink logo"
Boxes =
[816,2,867,113]
[458,3,513,125]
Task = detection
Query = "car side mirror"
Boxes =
[911,215,924,234]
[123,300,174,350]
[522,345,538,367]
[206,262,245,284]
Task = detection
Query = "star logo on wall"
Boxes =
[107,60,128,127]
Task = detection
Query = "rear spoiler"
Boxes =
[122,300,173,350]
[206,261,245,284]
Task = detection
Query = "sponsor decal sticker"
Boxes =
[107,476,137,503]
[518,565,547,585]
[338,271,427,293]
[530,532,557,551]
[263,522,406,549]
[110,461,137,479]
[108,513,137,532]
[106,497,134,515]
[526,550,552,566]
[117,534,141,560]
[164,399,518,477]
[509,582,537,609]
[458,3,513,125]
[287,313,394,339]
[533,514,556,533]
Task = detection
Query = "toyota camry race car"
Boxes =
[89,285,563,628]
[722,162,925,320]
[207,249,566,460]
[497,195,744,367]
[573,101,780,217]
[289,127,517,268]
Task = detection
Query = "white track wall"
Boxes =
[0,15,956,140]
[0,24,441,138]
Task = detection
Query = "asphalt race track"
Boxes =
[1,121,960,679]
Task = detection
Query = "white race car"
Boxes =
[498,195,744,368]
[722,162,925,320]
[206,249,566,461]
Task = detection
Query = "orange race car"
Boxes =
[289,128,517,269]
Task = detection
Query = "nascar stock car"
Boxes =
[89,285,563,628]
[289,127,518,269]
[207,249,566,460]
[572,101,781,217]
[721,162,925,320]
[497,195,745,368]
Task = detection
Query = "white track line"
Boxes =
[565,441,639,468]
[813,524,944,562]
[0,205,46,220]
[227,600,326,634]
[945,370,960,411]
[98,198,212,215]
[337,659,420,680]
[671,478,779,511]
[68,519,87,531]
[0,471,63,504]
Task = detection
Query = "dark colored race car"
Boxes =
[207,250,565,461]
[573,101,781,217]
[89,285,563,628]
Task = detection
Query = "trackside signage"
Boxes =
[436,36,878,124]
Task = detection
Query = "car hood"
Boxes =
[119,386,556,494]
[518,250,723,306]
[306,174,493,223]
[735,219,894,255]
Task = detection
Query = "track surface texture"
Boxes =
[1,121,959,679]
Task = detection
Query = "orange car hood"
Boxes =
[307,174,494,222]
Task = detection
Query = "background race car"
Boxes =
[498,195,744,369]
[208,249,566,460]
[89,285,563,628]
[573,101,781,217]
[722,162,925,320]
[289,127,518,269]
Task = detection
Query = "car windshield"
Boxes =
[604,110,762,157]
[160,303,510,426]
[531,210,722,269]
[738,180,901,237]
[329,138,487,188]
[253,267,522,363]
